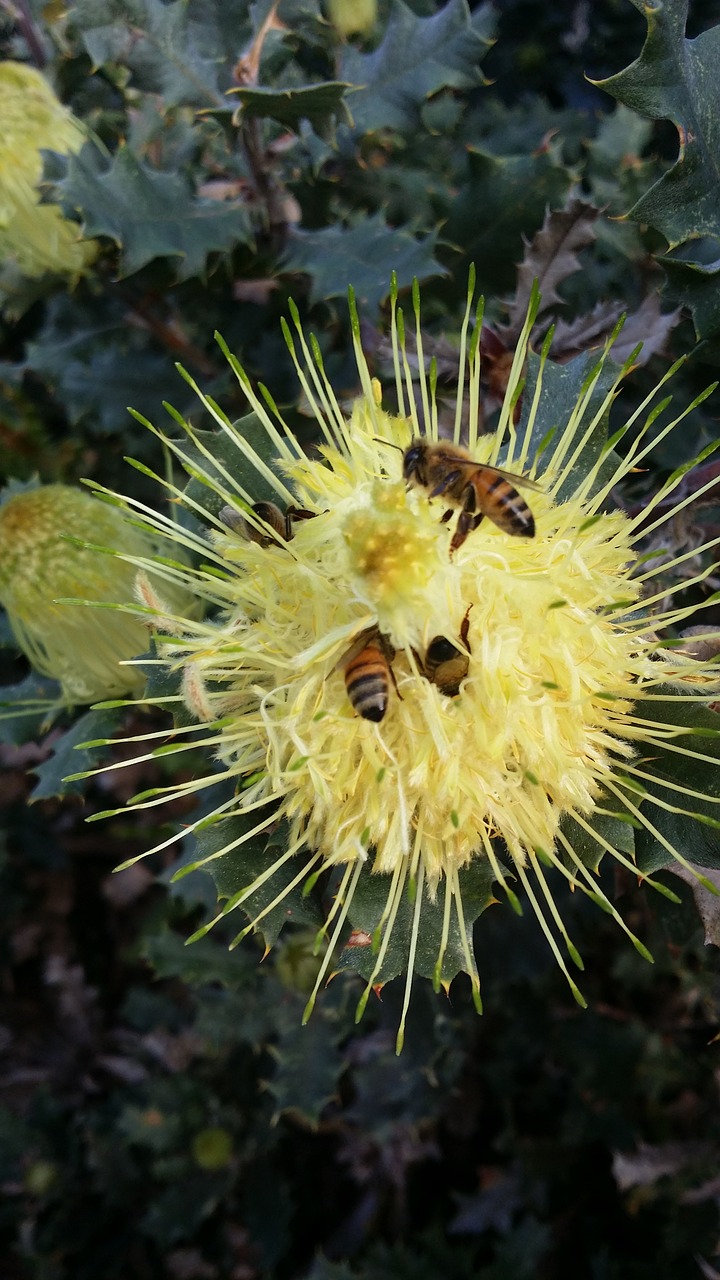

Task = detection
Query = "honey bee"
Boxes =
[220,501,314,546]
[343,627,397,722]
[423,606,472,697]
[402,439,541,553]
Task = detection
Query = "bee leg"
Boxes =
[429,469,463,498]
[286,505,317,521]
[459,604,473,652]
[388,659,403,702]
[440,509,454,525]
[450,490,479,555]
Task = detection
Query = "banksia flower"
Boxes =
[0,484,194,704]
[0,61,95,278]
[81,275,720,1051]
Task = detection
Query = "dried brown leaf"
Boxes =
[504,197,601,338]
[669,864,720,946]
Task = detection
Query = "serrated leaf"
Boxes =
[30,706,124,800]
[596,0,720,249]
[337,858,496,988]
[140,926,255,987]
[445,147,574,295]
[283,214,445,313]
[181,413,285,518]
[560,808,635,875]
[229,82,353,143]
[264,1012,346,1125]
[0,673,63,745]
[627,686,720,873]
[664,249,720,342]
[548,294,681,367]
[70,0,240,107]
[518,350,619,499]
[340,0,493,135]
[59,144,252,280]
[199,814,322,948]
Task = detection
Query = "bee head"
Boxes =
[426,636,459,665]
[402,440,427,483]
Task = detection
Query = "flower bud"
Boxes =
[0,62,96,278]
[327,0,377,38]
[0,484,191,704]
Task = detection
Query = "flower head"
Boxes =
[0,61,95,278]
[87,275,720,1051]
[0,483,196,704]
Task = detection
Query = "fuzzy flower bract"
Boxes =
[83,275,720,1050]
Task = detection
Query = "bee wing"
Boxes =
[485,465,543,492]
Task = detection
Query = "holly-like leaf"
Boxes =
[283,214,445,313]
[445,147,574,295]
[264,1012,346,1126]
[181,413,286,519]
[596,0,720,249]
[627,687,720,873]
[340,0,494,135]
[228,82,353,143]
[337,858,496,989]
[58,144,252,280]
[664,248,720,341]
[70,0,242,107]
[195,813,322,949]
[30,706,124,800]
[518,349,619,500]
[560,808,635,875]
[0,673,63,746]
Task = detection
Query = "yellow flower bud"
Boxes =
[0,485,192,704]
[0,62,96,278]
[327,0,377,37]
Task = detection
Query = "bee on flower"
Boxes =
[74,272,720,1052]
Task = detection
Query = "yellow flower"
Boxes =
[327,0,377,38]
[0,484,195,704]
[0,62,95,278]
[85,276,720,1051]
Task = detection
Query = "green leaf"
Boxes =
[140,926,255,988]
[663,248,720,342]
[30,706,124,800]
[283,214,445,313]
[228,82,353,143]
[70,0,239,108]
[181,413,286,518]
[340,0,494,135]
[0,673,62,746]
[560,808,635,875]
[596,0,720,249]
[445,147,574,294]
[338,858,496,988]
[198,814,322,949]
[59,144,252,280]
[518,350,619,499]
[264,1012,346,1125]
[626,685,720,873]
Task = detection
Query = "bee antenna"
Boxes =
[373,437,403,452]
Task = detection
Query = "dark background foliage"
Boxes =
[2,1,720,1276]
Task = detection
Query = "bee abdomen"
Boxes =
[345,646,389,721]
[482,475,535,537]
